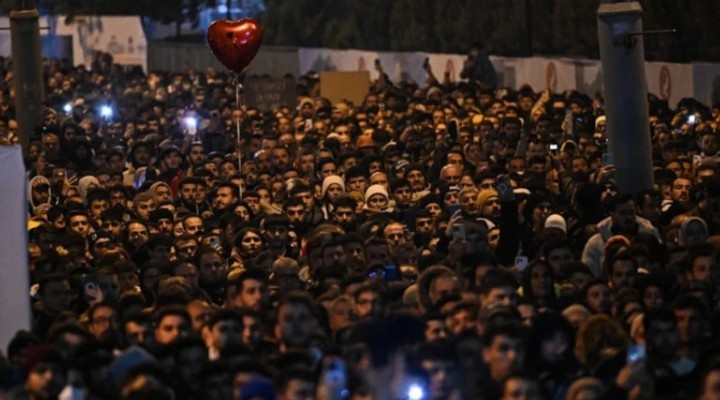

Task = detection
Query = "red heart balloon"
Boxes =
[207,18,263,73]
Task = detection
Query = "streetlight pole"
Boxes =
[10,0,44,155]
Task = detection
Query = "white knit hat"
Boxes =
[364,184,389,203]
[544,214,567,233]
[321,175,345,198]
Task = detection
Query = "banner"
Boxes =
[320,71,370,105]
[54,16,147,71]
[0,146,30,351]
[645,62,694,107]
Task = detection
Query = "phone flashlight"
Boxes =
[100,105,113,119]
[407,383,425,400]
[63,103,73,114]
[184,116,198,134]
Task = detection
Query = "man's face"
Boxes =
[460,190,479,215]
[354,290,384,319]
[675,307,703,345]
[322,245,346,268]
[182,216,203,237]
[502,377,542,400]
[425,320,448,342]
[366,243,390,266]
[181,183,198,203]
[128,222,149,245]
[671,178,692,204]
[691,255,714,282]
[347,176,367,193]
[209,319,243,351]
[393,185,412,207]
[481,196,501,219]
[154,314,190,345]
[384,223,406,250]
[586,283,613,314]
[569,272,593,291]
[440,165,461,184]
[26,362,65,399]
[135,199,156,220]
[430,276,459,306]
[483,334,524,382]
[287,205,306,225]
[69,215,90,236]
[199,253,227,287]
[483,286,518,308]
[647,319,679,359]
[89,199,108,219]
[124,321,150,346]
[188,145,206,166]
[176,239,199,259]
[299,154,315,176]
[237,279,267,311]
[610,260,636,291]
[155,185,171,203]
[89,305,117,339]
[547,247,573,278]
[272,148,290,169]
[611,200,637,232]
[333,206,354,229]
[407,170,426,191]
[163,152,182,170]
[214,187,237,211]
[276,303,315,347]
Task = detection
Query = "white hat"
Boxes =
[322,175,345,198]
[364,184,389,203]
[544,214,567,233]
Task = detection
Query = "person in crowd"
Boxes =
[7,50,720,400]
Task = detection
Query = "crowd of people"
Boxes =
[3,49,720,400]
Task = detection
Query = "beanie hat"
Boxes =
[149,208,174,223]
[477,189,499,209]
[365,184,389,203]
[109,346,156,385]
[321,175,345,198]
[544,214,567,233]
[595,115,607,130]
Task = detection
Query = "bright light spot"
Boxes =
[63,103,72,113]
[218,4,228,13]
[100,105,113,118]
[407,384,424,400]
[184,116,198,130]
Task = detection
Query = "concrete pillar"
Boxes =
[597,2,654,195]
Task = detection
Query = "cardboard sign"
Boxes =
[244,77,297,111]
[320,71,370,105]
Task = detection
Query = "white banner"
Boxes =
[645,62,694,107]
[0,146,30,351]
[54,16,147,71]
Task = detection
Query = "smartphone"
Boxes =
[549,143,559,152]
[449,204,462,216]
[384,264,398,281]
[687,114,697,125]
[496,176,511,199]
[627,344,646,364]
[602,152,615,166]
[452,223,466,242]
[515,256,529,272]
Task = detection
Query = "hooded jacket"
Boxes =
[581,216,661,277]
[28,175,53,214]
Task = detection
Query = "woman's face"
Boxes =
[241,231,262,256]
[326,183,344,202]
[173,222,185,237]
[234,205,250,221]
[257,188,271,204]
[530,263,552,298]
[367,194,388,211]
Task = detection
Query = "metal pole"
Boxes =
[10,0,43,156]
[597,2,653,195]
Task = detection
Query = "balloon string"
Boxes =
[236,77,243,202]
